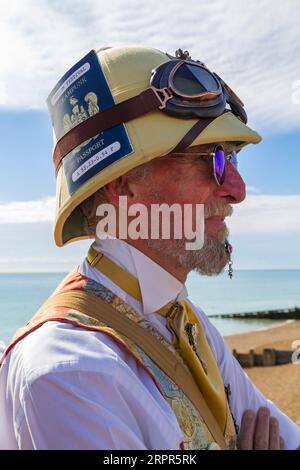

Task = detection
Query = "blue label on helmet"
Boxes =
[47,50,133,194]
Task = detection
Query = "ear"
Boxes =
[103,176,134,206]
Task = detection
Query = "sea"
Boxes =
[0,269,299,351]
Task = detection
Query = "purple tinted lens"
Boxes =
[214,147,225,184]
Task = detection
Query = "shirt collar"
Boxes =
[91,237,188,315]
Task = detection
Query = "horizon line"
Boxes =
[1,267,300,274]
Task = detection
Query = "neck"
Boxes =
[125,238,189,283]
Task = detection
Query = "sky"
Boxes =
[0,0,300,272]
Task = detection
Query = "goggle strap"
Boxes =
[53,87,169,173]
[171,116,216,153]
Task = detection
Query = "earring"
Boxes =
[224,239,233,279]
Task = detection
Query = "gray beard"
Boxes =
[146,228,230,276]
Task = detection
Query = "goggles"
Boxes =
[150,49,247,124]
[53,49,247,173]
[172,144,238,186]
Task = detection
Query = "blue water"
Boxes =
[187,269,300,335]
[0,270,299,348]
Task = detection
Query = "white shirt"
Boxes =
[0,238,299,450]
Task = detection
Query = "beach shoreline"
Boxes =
[223,319,295,338]
[224,319,300,353]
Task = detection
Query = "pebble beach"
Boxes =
[224,320,300,426]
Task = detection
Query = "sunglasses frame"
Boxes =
[211,145,238,186]
[171,144,238,186]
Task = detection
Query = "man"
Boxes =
[0,46,299,450]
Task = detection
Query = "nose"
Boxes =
[214,161,246,203]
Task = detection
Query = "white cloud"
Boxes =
[228,195,300,235]
[0,197,55,223]
[246,186,261,194]
[0,0,300,134]
[0,221,91,272]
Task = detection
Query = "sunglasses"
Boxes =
[172,144,238,186]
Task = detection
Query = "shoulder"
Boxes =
[10,320,139,386]
[3,321,183,450]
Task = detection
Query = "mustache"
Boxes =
[204,201,234,218]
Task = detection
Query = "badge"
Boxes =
[47,50,133,194]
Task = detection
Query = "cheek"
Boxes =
[173,173,214,205]
[151,164,213,204]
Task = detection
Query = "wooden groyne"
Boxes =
[210,306,300,320]
[219,307,300,367]
[233,348,294,368]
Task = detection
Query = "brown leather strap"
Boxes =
[53,87,171,172]
[171,117,215,153]
[35,289,228,449]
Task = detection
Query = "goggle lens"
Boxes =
[172,63,220,96]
